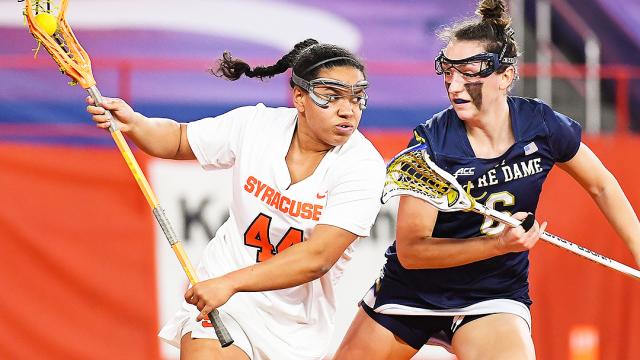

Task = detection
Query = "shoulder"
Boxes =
[333,131,386,176]
[343,131,384,161]
[413,107,455,142]
[509,96,581,134]
[411,107,469,159]
[244,103,298,124]
[509,96,582,162]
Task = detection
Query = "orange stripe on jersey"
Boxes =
[244,176,324,220]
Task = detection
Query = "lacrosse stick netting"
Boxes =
[382,144,640,280]
[23,0,234,345]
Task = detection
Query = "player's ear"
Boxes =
[499,66,515,91]
[292,86,306,113]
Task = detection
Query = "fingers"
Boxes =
[85,96,127,129]
[512,211,528,221]
[197,306,212,322]
[184,287,195,303]
[87,108,112,129]
[185,287,213,322]
[86,96,113,129]
[497,213,548,253]
[85,95,121,108]
[521,219,548,249]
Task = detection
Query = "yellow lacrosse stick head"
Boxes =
[24,0,96,88]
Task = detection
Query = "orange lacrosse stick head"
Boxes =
[24,0,96,89]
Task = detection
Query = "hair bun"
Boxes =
[476,0,510,27]
[477,0,505,19]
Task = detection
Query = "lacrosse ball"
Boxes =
[35,13,58,36]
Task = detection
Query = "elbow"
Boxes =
[307,257,334,280]
[396,239,424,270]
[587,171,618,199]
[397,253,421,270]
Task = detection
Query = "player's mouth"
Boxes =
[452,98,471,105]
[335,122,355,136]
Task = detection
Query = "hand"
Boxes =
[496,212,548,254]
[184,277,236,322]
[86,96,140,132]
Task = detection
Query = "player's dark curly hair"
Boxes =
[437,0,519,74]
[211,39,365,86]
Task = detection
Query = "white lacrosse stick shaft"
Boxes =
[472,199,640,280]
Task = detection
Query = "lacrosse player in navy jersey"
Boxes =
[334,0,640,359]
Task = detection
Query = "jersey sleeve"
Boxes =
[186,105,260,170]
[542,105,582,163]
[408,127,426,147]
[317,155,386,238]
[406,123,436,160]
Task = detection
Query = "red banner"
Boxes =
[1,134,639,359]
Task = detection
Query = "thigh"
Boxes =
[180,333,250,360]
[451,313,535,360]
[333,307,418,360]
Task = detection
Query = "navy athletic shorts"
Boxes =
[361,302,492,350]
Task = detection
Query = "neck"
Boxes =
[290,114,333,154]
[285,119,331,186]
[464,98,514,158]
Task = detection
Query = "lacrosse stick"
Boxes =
[22,0,234,345]
[382,143,640,281]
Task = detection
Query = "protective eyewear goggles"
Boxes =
[291,72,369,110]
[434,50,516,79]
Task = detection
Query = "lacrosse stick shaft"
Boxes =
[474,203,640,280]
[86,86,234,347]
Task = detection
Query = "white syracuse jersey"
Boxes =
[159,103,385,359]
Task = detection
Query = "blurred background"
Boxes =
[1,0,639,359]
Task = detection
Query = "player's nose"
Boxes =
[447,71,467,93]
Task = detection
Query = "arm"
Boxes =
[396,195,546,269]
[86,96,195,160]
[558,143,640,265]
[185,224,357,320]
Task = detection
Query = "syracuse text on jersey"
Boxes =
[243,176,324,221]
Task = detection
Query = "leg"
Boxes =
[180,332,250,360]
[451,313,535,360]
[333,308,418,360]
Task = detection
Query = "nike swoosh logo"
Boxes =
[316,192,327,199]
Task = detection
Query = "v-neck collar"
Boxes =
[273,114,340,191]
[457,98,519,160]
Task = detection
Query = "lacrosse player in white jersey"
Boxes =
[86,39,386,360]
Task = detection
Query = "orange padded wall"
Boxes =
[0,143,159,359]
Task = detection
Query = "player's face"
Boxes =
[295,66,366,147]
[441,40,505,121]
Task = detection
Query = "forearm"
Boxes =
[222,241,332,293]
[398,235,502,269]
[125,115,186,159]
[592,177,640,263]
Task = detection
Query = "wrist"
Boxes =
[126,112,146,133]
[489,234,506,256]
[221,269,245,294]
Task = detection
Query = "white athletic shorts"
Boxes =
[158,295,332,360]
[159,300,254,359]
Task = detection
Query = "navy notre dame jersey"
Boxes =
[375,96,582,310]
